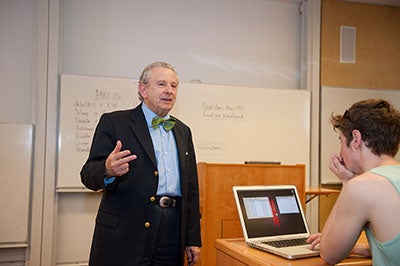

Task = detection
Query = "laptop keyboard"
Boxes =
[262,238,309,248]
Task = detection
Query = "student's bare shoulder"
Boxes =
[345,173,393,200]
[349,171,389,185]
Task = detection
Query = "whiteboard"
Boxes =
[320,86,400,184]
[57,75,139,189]
[57,74,310,189]
[0,123,33,247]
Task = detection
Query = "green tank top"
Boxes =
[365,166,400,265]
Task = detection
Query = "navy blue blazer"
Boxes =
[80,103,202,265]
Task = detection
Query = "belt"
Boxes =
[155,196,181,208]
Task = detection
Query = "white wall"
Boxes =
[0,0,34,123]
[0,0,34,264]
[61,0,302,89]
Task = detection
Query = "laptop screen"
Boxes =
[235,186,308,238]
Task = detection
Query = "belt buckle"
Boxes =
[159,196,173,208]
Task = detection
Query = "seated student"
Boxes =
[307,99,400,265]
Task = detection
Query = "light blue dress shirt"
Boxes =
[142,103,181,196]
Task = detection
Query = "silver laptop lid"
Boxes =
[233,185,310,243]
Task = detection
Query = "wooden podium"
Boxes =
[196,162,306,266]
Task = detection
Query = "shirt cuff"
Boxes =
[104,176,116,186]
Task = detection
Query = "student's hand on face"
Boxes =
[105,140,137,177]
[329,153,355,183]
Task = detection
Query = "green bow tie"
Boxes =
[151,116,176,131]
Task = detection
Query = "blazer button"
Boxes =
[144,222,150,228]
[150,196,156,202]
[154,171,158,176]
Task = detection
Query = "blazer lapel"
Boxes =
[129,104,157,168]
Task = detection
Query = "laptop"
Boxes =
[232,185,320,259]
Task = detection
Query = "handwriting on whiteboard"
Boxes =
[202,101,245,120]
[197,143,225,155]
[73,89,133,153]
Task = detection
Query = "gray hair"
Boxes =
[137,61,178,101]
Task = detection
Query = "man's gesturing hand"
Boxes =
[105,140,137,177]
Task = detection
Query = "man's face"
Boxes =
[339,131,361,175]
[139,66,178,117]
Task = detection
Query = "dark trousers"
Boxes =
[139,206,181,266]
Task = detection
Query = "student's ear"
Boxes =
[351,129,362,148]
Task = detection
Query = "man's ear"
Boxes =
[138,83,147,99]
[351,129,362,148]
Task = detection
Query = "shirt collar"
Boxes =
[141,102,170,128]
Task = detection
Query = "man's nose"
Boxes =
[165,84,175,93]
